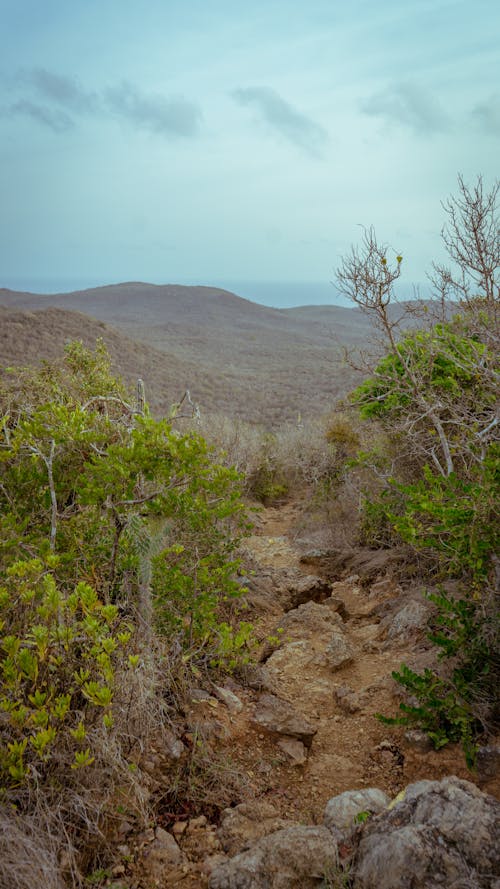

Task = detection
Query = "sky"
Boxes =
[0,0,498,305]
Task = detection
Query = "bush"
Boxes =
[0,557,133,789]
[0,341,253,881]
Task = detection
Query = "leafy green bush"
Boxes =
[0,341,253,879]
[0,557,132,790]
[391,450,499,585]
[0,342,250,650]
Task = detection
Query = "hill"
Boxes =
[0,282,430,425]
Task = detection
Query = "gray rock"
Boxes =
[212,685,244,714]
[217,801,297,856]
[276,600,343,637]
[385,599,432,641]
[251,694,317,747]
[404,729,433,752]
[189,687,213,703]
[324,788,389,836]
[241,664,278,693]
[353,776,500,889]
[325,630,356,670]
[164,728,185,760]
[141,827,187,883]
[264,601,353,677]
[209,825,338,889]
[281,572,332,610]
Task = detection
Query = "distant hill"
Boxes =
[0,282,442,426]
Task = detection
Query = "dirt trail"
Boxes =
[217,500,497,823]
[131,500,498,887]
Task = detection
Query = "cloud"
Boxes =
[26,67,98,113]
[360,82,449,135]
[232,86,328,155]
[9,99,74,132]
[2,69,201,139]
[471,94,500,136]
[105,82,202,137]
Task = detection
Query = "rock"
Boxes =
[241,664,278,692]
[276,600,344,637]
[325,631,356,670]
[190,687,213,703]
[188,815,208,830]
[326,595,350,619]
[180,818,222,861]
[277,736,307,765]
[201,854,229,877]
[217,801,297,856]
[476,744,500,780]
[208,825,339,889]
[140,827,188,884]
[281,572,332,610]
[333,685,366,714]
[353,776,500,889]
[212,685,244,714]
[384,599,432,642]
[264,600,355,677]
[164,728,185,760]
[300,547,408,582]
[369,577,400,598]
[404,729,433,753]
[251,694,317,747]
[324,788,389,838]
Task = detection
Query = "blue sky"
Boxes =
[0,0,498,302]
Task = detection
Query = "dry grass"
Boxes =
[0,639,181,889]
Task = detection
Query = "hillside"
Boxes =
[0,282,447,426]
[0,284,376,425]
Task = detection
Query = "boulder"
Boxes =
[353,776,500,889]
[279,571,332,610]
[277,736,308,765]
[251,694,317,747]
[324,631,356,670]
[140,827,188,885]
[217,801,297,856]
[208,825,339,889]
[383,598,432,642]
[212,685,244,714]
[264,600,356,676]
[324,788,389,838]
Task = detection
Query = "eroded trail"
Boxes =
[217,501,494,821]
[133,500,498,887]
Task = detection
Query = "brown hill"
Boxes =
[1,282,437,425]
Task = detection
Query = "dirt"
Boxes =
[214,501,499,821]
[129,499,499,887]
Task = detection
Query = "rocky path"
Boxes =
[131,500,499,887]
[226,501,481,820]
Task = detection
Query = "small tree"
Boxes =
[431,174,499,333]
[335,176,500,762]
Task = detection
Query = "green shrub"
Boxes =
[0,557,132,790]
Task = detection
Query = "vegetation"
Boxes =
[0,173,497,886]
[337,174,499,763]
[0,341,251,884]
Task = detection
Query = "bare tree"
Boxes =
[335,178,499,478]
[431,174,499,337]
[336,225,403,351]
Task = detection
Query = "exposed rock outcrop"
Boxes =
[352,776,500,889]
[208,825,338,889]
[251,693,317,747]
